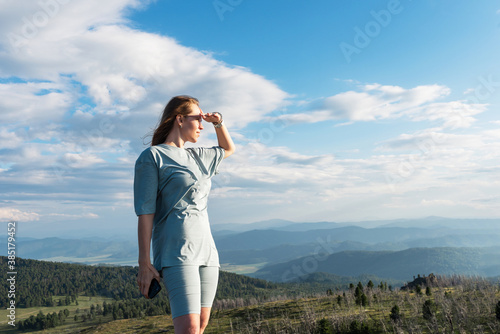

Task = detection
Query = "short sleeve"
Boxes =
[188,146,225,178]
[134,149,159,216]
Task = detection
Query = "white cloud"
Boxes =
[0,3,291,160]
[273,84,486,128]
[409,100,487,129]
[208,122,500,223]
[421,199,455,207]
[0,127,25,149]
[0,81,74,125]
[46,212,99,219]
[0,207,39,221]
[0,0,292,231]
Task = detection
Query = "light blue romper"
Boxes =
[134,144,225,318]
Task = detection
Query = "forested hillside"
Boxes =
[19,274,500,334]
[0,256,290,332]
[0,256,282,309]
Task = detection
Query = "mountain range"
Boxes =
[2,217,499,283]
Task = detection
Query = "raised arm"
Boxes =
[202,111,235,158]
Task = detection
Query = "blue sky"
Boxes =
[0,0,499,239]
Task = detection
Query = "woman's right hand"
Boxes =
[137,263,161,299]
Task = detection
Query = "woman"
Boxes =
[134,95,235,334]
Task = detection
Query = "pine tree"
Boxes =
[355,286,363,305]
[423,300,437,320]
[316,318,333,334]
[361,293,368,307]
[355,286,362,299]
[390,305,401,322]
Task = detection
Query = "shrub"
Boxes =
[422,300,437,320]
[390,305,401,322]
[316,318,333,334]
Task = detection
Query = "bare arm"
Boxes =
[202,112,235,158]
[137,214,160,298]
[214,122,235,158]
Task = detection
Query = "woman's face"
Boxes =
[181,104,204,143]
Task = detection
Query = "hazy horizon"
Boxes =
[4,215,499,241]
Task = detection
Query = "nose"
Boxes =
[198,121,204,130]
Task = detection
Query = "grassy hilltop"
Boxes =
[23,275,500,334]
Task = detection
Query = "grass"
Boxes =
[71,296,382,333]
[3,281,500,333]
[0,295,116,334]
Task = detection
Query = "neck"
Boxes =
[164,140,183,148]
[164,129,185,148]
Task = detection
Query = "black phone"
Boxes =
[147,278,161,299]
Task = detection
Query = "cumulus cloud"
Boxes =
[206,120,500,223]
[0,0,290,223]
[273,83,487,128]
[0,81,74,125]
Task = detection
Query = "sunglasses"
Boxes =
[183,115,203,122]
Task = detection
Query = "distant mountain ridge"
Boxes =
[212,217,500,233]
[218,233,500,267]
[2,217,499,282]
[252,246,500,282]
[213,225,500,251]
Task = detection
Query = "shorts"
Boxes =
[161,265,219,319]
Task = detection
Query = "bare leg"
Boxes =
[200,307,212,334]
[173,313,200,334]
